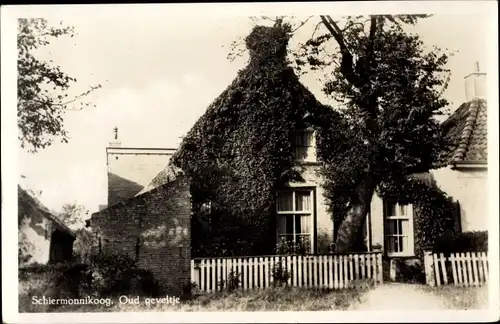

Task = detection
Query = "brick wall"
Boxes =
[91,175,191,296]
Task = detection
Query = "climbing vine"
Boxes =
[171,22,343,256]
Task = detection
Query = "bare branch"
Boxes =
[311,21,323,38]
[320,15,362,88]
[291,15,314,32]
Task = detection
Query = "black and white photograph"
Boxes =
[1,2,499,323]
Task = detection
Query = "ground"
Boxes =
[349,283,489,310]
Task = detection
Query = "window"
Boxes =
[293,129,316,162]
[276,189,314,254]
[384,200,414,257]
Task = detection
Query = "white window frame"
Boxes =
[276,189,315,254]
[293,128,317,163]
[384,199,415,257]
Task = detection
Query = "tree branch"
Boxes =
[291,16,314,32]
[320,15,362,88]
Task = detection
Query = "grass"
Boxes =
[417,284,489,310]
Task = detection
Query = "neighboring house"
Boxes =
[18,185,75,266]
[431,65,488,232]
[104,128,176,208]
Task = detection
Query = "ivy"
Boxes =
[171,23,343,257]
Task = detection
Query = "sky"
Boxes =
[11,5,494,215]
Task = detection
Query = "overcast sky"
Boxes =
[11,5,495,214]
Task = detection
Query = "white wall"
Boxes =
[18,216,53,265]
[431,166,488,232]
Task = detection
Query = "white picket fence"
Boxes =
[191,252,383,292]
[423,251,489,287]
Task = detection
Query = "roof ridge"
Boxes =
[452,99,481,163]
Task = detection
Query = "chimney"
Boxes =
[109,126,122,147]
[464,61,487,101]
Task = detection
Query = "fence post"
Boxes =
[424,251,435,287]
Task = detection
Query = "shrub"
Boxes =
[89,252,161,297]
[219,270,241,292]
[433,231,488,254]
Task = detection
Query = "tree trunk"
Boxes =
[335,174,378,253]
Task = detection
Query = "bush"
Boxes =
[433,231,488,254]
[89,252,161,297]
[219,270,241,292]
[19,252,162,301]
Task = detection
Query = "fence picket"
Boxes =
[460,253,469,287]
[348,255,354,283]
[471,253,479,287]
[480,252,488,281]
[464,252,472,287]
[449,253,458,285]
[433,253,441,286]
[476,253,485,285]
[439,253,448,285]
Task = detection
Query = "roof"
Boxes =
[439,98,487,167]
[18,185,75,237]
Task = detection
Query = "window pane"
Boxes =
[277,215,287,234]
[386,219,396,235]
[400,219,409,236]
[286,215,294,234]
[385,201,397,217]
[297,214,311,234]
[386,236,396,253]
[295,191,311,211]
[294,147,308,160]
[277,192,293,211]
[398,204,406,217]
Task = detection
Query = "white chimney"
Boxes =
[108,126,122,148]
[464,61,486,101]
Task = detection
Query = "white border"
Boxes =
[2,2,499,323]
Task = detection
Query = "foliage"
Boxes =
[219,269,241,292]
[89,252,161,297]
[172,21,342,256]
[433,231,488,254]
[275,236,310,255]
[298,16,452,249]
[17,18,102,152]
[377,176,457,258]
[19,252,161,300]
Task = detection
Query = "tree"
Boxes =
[292,15,451,252]
[58,202,89,230]
[225,16,451,252]
[58,203,93,262]
[17,18,102,152]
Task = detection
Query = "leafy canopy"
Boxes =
[17,18,102,152]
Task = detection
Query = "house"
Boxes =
[431,64,488,232]
[104,127,176,208]
[18,185,76,266]
[88,24,487,275]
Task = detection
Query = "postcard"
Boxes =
[2,2,499,323]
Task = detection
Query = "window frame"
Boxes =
[384,199,415,257]
[276,188,315,254]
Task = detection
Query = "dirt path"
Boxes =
[349,283,448,310]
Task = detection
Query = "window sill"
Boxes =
[386,254,416,259]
